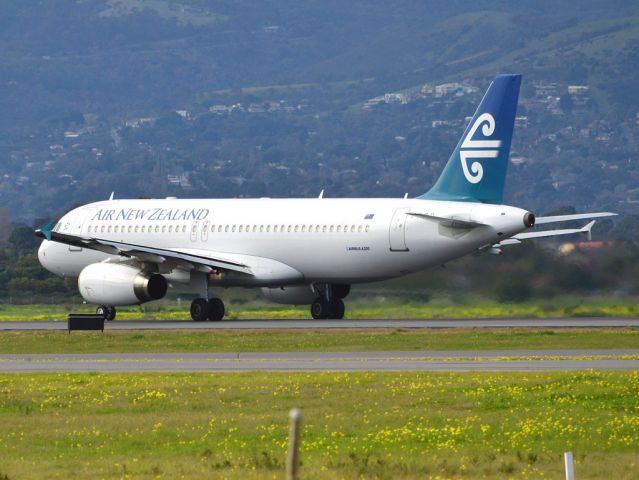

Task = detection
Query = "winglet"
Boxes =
[109,191,115,201]
[35,221,54,241]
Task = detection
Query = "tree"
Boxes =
[8,226,40,258]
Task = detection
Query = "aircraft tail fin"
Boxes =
[419,74,521,204]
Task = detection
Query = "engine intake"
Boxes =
[78,263,167,306]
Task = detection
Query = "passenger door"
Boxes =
[389,208,409,251]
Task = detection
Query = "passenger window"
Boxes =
[101,225,105,233]
[232,225,236,233]
[330,225,334,233]
[182,225,187,233]
[211,225,215,232]
[168,225,173,233]
[225,225,229,233]
[134,225,139,233]
[287,225,292,233]
[336,225,341,233]
[365,225,370,233]
[218,225,223,233]
[301,225,306,233]
[142,226,146,233]
[266,225,271,233]
[161,225,166,233]
[273,225,278,233]
[358,225,363,233]
[350,225,355,233]
[239,225,243,233]
[294,225,299,233]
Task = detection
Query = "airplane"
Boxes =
[36,74,616,321]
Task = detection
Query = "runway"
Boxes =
[2,317,639,330]
[1,350,637,372]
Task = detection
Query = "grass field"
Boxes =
[0,371,637,479]
[2,296,639,321]
[0,328,638,354]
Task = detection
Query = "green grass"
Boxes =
[0,328,637,354]
[2,296,639,321]
[0,371,637,479]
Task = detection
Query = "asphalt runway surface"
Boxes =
[2,317,639,330]
[1,350,637,372]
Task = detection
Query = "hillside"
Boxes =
[0,0,638,226]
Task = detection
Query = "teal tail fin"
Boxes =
[419,74,521,204]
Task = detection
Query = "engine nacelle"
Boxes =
[261,285,317,305]
[78,263,167,306]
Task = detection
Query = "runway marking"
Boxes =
[1,350,638,372]
[2,317,639,330]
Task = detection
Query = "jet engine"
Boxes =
[78,263,167,306]
[261,285,317,305]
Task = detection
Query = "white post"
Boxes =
[286,408,302,480]
[564,452,575,480]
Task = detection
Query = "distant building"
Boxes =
[384,93,408,104]
[209,105,230,114]
[567,85,589,95]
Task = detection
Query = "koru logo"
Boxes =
[460,113,501,184]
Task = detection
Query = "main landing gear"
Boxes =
[310,284,350,319]
[96,305,116,321]
[190,297,225,322]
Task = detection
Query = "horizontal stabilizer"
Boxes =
[407,212,487,229]
[500,220,596,244]
[535,212,617,225]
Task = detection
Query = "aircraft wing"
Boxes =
[35,224,253,275]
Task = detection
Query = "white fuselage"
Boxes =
[39,197,530,287]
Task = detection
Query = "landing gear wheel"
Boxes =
[333,284,351,299]
[332,299,345,319]
[311,298,328,319]
[96,305,116,321]
[207,298,225,321]
[190,298,209,322]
